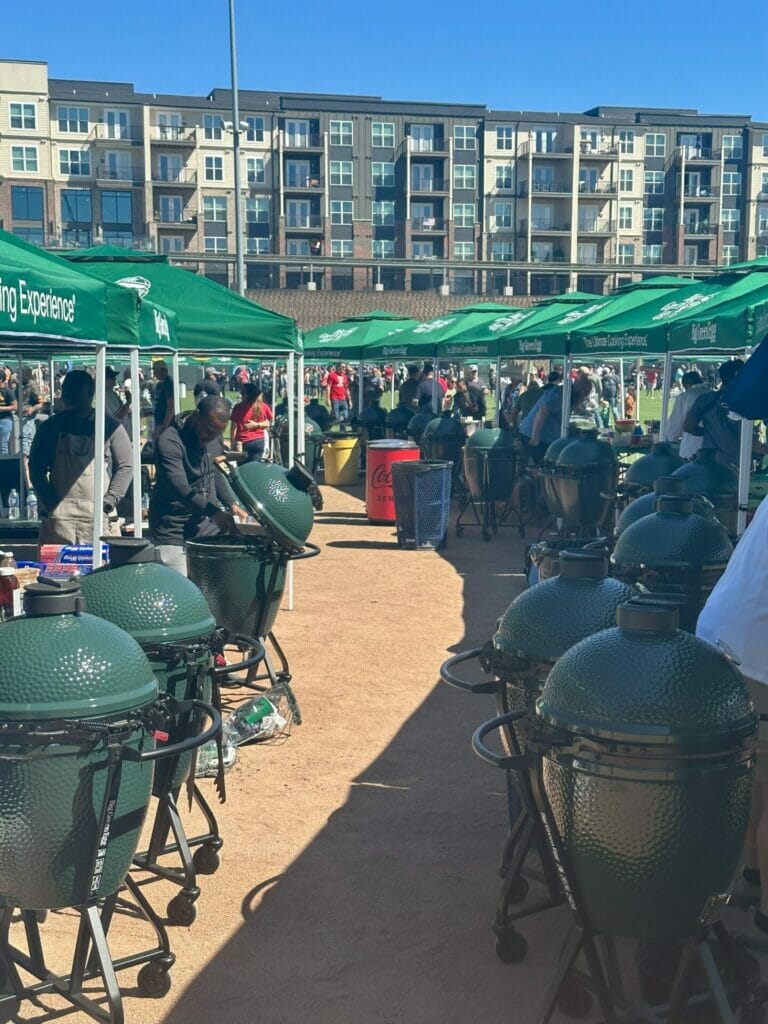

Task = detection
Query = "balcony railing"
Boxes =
[683,185,718,198]
[285,214,323,229]
[408,137,450,153]
[520,181,572,195]
[284,133,323,149]
[684,222,717,235]
[152,170,198,185]
[97,167,142,183]
[520,219,571,232]
[91,124,144,143]
[677,147,718,161]
[284,175,324,189]
[150,126,197,144]
[578,142,619,157]
[155,213,198,227]
[531,254,570,263]
[411,178,447,192]
[578,181,618,194]
[577,220,616,234]
[411,217,445,231]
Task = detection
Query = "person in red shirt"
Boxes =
[326,361,352,422]
[231,383,273,461]
[644,367,658,397]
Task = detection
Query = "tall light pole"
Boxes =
[228,0,246,295]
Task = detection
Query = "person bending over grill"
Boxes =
[149,395,245,576]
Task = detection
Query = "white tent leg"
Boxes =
[560,355,573,436]
[737,414,752,538]
[93,347,106,568]
[659,352,673,438]
[432,352,439,414]
[130,348,142,538]
[495,356,502,425]
[390,366,396,408]
[297,353,306,462]
[635,372,642,425]
[286,352,295,612]
[618,357,626,417]
[358,358,364,421]
[171,352,181,418]
[16,356,25,510]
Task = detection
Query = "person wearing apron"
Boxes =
[28,370,133,546]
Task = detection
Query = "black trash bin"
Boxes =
[391,460,452,548]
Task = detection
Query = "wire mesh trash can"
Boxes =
[392,460,452,549]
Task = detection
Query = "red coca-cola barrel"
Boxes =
[366,440,420,523]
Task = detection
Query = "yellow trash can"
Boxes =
[323,436,360,485]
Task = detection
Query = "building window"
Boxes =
[619,206,633,229]
[330,199,353,224]
[495,163,513,189]
[11,146,38,172]
[454,125,476,150]
[203,196,227,221]
[57,106,89,133]
[244,116,265,142]
[372,200,395,225]
[286,239,310,257]
[157,195,182,222]
[761,172,768,196]
[496,126,514,150]
[721,208,740,232]
[619,168,634,192]
[329,120,353,146]
[11,186,43,221]
[762,134,768,158]
[331,239,353,257]
[372,122,395,148]
[372,162,395,187]
[246,157,265,184]
[204,237,228,254]
[102,190,132,224]
[13,226,44,245]
[374,237,397,258]
[160,236,185,254]
[618,129,635,154]
[578,242,598,264]
[645,133,666,158]
[758,244,768,257]
[245,197,269,222]
[722,135,743,160]
[643,244,663,265]
[9,103,36,130]
[722,171,741,195]
[618,243,635,265]
[722,245,739,265]
[758,206,768,233]
[644,170,664,195]
[493,201,512,228]
[643,207,663,232]
[61,188,91,222]
[531,241,553,262]
[412,241,434,258]
[454,241,474,260]
[102,230,133,246]
[492,240,514,261]
[59,148,90,175]
[104,151,132,181]
[330,160,353,186]
[453,202,474,227]
[246,237,270,254]
[453,164,476,189]
[62,227,92,247]
[203,114,223,140]
[204,156,224,181]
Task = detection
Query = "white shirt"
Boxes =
[663,383,709,459]
[697,496,768,683]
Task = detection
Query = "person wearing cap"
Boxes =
[152,360,174,439]
[465,366,487,422]
[683,359,768,467]
[149,395,245,575]
[29,370,132,545]
[193,367,222,402]
[104,366,131,439]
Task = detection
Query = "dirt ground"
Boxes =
[15,485,602,1023]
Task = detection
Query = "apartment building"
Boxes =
[1,59,768,297]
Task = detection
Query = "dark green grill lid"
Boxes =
[217,458,314,551]
[537,598,754,745]
[612,498,733,570]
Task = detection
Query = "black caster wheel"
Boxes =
[505,875,530,904]
[494,929,528,964]
[167,893,197,927]
[137,962,172,999]
[193,844,221,875]
[557,976,593,1018]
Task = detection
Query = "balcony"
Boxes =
[284,132,324,150]
[578,142,619,159]
[149,125,197,145]
[155,214,198,229]
[152,170,198,186]
[411,217,446,232]
[684,222,718,236]
[520,180,572,196]
[285,214,323,229]
[520,219,571,233]
[578,181,617,195]
[408,137,450,154]
[676,147,721,163]
[410,178,449,194]
[518,140,573,157]
[283,174,324,190]
[96,167,142,185]
[90,124,144,144]
[577,220,616,234]
[683,185,718,199]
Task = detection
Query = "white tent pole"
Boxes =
[130,347,143,538]
[48,358,55,405]
[635,371,642,425]
[358,358,364,421]
[16,356,25,513]
[390,365,396,407]
[93,346,106,569]
[618,357,626,416]
[495,356,502,423]
[560,354,573,436]
[297,353,306,461]
[660,351,673,437]
[737,347,754,537]
[432,351,439,414]
[171,352,180,418]
[286,352,295,612]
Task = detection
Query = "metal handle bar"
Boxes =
[439,648,497,694]
[213,635,267,678]
[124,699,221,763]
[289,541,321,562]
[471,710,530,770]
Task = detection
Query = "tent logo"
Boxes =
[116,276,152,298]
[690,323,717,344]
[651,293,712,322]
[519,340,543,354]
[317,327,356,344]
[488,311,532,333]
[413,318,456,333]
[153,309,170,342]
[558,303,607,324]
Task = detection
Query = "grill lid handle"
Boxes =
[616,596,679,634]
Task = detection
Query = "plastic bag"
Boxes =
[224,687,292,747]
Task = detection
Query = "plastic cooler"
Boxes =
[323,435,360,486]
[392,460,452,549]
[365,440,420,524]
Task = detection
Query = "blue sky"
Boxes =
[5,0,768,118]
